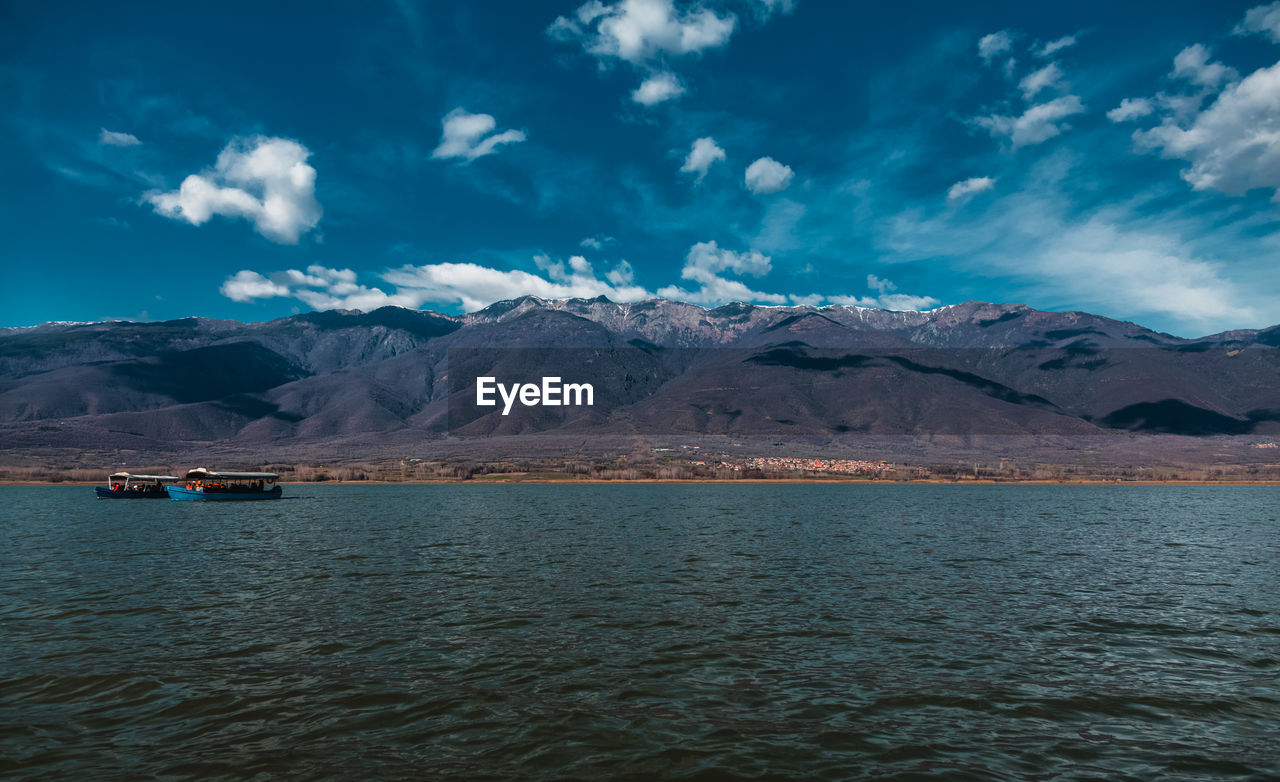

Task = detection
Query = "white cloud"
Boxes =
[632,71,686,105]
[221,250,942,314]
[385,257,650,311]
[884,174,1261,332]
[146,136,321,244]
[221,258,652,313]
[1019,62,1064,100]
[1235,2,1280,42]
[829,292,941,311]
[606,259,636,286]
[744,156,793,194]
[1170,44,1238,90]
[549,0,736,65]
[220,270,291,302]
[220,265,422,310]
[867,274,896,294]
[755,0,795,18]
[657,241,786,305]
[99,128,141,146]
[1107,97,1155,122]
[975,95,1086,148]
[947,176,996,202]
[828,274,939,311]
[431,108,526,161]
[1033,35,1077,58]
[580,234,617,249]
[650,241,940,310]
[978,30,1013,64]
[1136,59,1280,199]
[680,136,726,180]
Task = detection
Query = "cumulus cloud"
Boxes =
[146,136,321,244]
[632,71,686,105]
[1235,2,1280,42]
[1019,62,1064,100]
[947,176,996,202]
[1107,97,1155,122]
[220,270,291,302]
[744,156,793,194]
[99,128,141,146]
[1170,44,1238,90]
[1135,59,1280,200]
[1033,35,1077,58]
[548,0,736,65]
[431,108,526,161]
[680,136,726,180]
[656,241,786,305]
[978,30,1013,64]
[975,95,1086,148]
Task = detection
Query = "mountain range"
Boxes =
[2,298,1278,460]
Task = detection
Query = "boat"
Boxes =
[95,472,179,499]
[167,468,284,501]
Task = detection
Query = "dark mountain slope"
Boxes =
[2,298,1276,450]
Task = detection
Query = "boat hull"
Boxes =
[168,486,283,501]
[96,486,170,499]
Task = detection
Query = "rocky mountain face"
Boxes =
[1,298,1277,453]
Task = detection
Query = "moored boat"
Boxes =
[95,473,179,499]
[168,468,283,501]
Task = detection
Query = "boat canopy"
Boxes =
[183,468,279,481]
[109,473,180,482]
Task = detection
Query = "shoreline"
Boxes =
[4,478,1279,487]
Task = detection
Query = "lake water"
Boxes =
[2,484,1278,779]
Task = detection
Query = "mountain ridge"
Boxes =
[2,298,1277,456]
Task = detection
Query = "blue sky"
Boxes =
[3,0,1279,336]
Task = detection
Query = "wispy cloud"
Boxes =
[431,108,526,161]
[1018,62,1064,100]
[99,128,141,147]
[947,176,996,203]
[975,95,1085,148]
[145,136,321,244]
[1032,34,1077,58]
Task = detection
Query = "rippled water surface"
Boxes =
[2,484,1279,779]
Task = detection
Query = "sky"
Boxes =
[3,0,1280,336]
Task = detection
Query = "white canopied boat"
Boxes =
[168,468,283,501]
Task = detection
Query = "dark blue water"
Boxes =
[2,485,1278,779]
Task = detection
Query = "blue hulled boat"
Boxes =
[168,468,284,501]
[96,472,179,499]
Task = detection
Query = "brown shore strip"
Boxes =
[6,478,1280,486]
